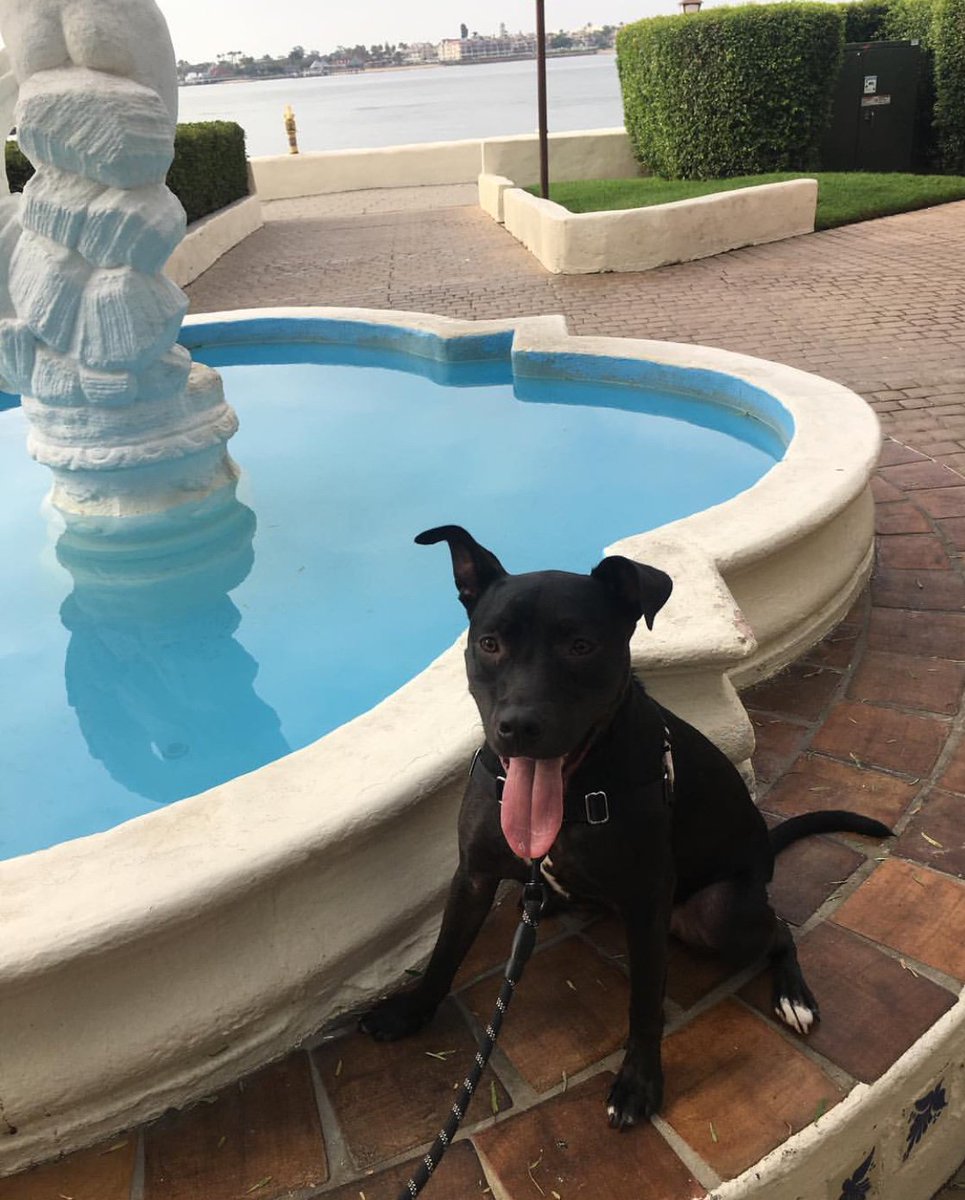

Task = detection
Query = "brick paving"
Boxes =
[5,197,965,1197]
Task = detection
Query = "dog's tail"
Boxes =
[769,810,893,855]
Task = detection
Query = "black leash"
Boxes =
[396,860,547,1200]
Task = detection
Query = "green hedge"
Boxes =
[4,120,248,223]
[839,0,891,41]
[933,0,965,171]
[4,140,34,192]
[617,4,845,179]
[166,121,249,223]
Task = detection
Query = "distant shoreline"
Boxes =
[179,48,614,87]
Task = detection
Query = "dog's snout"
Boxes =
[495,709,542,751]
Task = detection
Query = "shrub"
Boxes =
[933,0,965,171]
[4,139,34,192]
[840,0,892,42]
[166,121,249,223]
[4,120,249,223]
[617,4,845,179]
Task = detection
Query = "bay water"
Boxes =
[176,53,625,158]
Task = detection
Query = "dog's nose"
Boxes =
[495,710,542,750]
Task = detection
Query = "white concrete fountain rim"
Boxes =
[0,306,879,972]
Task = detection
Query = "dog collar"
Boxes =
[470,736,674,827]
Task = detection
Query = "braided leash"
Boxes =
[396,860,546,1200]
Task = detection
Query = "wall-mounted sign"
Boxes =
[863,75,878,94]
[861,94,892,106]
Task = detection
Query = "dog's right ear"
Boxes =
[415,526,508,615]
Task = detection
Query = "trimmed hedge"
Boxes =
[617,4,845,179]
[167,121,249,223]
[4,120,248,223]
[3,139,34,192]
[933,0,965,171]
[839,0,891,41]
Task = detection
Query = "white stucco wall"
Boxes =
[250,128,642,201]
[497,177,819,274]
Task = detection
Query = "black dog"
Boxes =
[361,526,890,1128]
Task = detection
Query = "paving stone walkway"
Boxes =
[4,196,964,1199]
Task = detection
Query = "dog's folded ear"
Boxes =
[415,526,508,614]
[590,555,673,630]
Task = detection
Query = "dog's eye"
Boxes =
[478,636,500,654]
[570,638,595,656]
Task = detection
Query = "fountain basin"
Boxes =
[0,308,879,1171]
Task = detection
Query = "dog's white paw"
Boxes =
[775,995,816,1035]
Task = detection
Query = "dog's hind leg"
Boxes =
[768,919,818,1034]
[672,875,818,1035]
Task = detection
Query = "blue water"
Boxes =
[0,341,784,859]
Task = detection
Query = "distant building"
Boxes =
[438,34,538,62]
[305,59,329,75]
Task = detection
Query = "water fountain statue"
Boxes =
[0,0,239,539]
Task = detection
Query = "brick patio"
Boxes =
[4,195,963,1199]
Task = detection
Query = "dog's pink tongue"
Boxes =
[501,756,565,860]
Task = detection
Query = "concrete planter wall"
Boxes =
[485,175,818,274]
[250,127,643,201]
[0,309,881,1177]
[164,194,264,287]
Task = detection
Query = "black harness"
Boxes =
[469,725,675,827]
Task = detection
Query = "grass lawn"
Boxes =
[532,172,965,231]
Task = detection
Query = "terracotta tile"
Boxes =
[313,1001,511,1167]
[0,1138,135,1200]
[880,460,963,491]
[453,888,564,990]
[801,623,863,671]
[893,790,965,878]
[868,607,965,659]
[666,940,738,1009]
[742,922,955,1084]
[833,857,965,980]
[847,651,965,715]
[143,1054,327,1200]
[872,475,905,502]
[810,702,947,776]
[583,911,628,962]
[474,1074,706,1200]
[877,534,951,570]
[878,441,928,468]
[914,486,965,519]
[937,516,965,551]
[940,736,965,794]
[762,754,916,829]
[325,1141,489,1200]
[742,663,842,721]
[461,938,631,1093]
[875,502,932,535]
[871,566,965,611]
[750,714,809,785]
[660,999,843,1179]
[768,834,866,926]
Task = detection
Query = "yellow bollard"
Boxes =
[284,105,299,155]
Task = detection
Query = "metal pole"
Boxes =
[535,0,549,198]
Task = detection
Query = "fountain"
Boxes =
[5,5,960,1199]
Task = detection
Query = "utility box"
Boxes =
[821,41,926,172]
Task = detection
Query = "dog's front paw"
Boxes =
[606,1060,663,1130]
[358,991,435,1042]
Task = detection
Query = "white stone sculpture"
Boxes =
[0,0,239,532]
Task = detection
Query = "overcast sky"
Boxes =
[154,1,680,63]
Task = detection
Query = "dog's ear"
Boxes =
[590,556,673,630]
[415,525,507,614]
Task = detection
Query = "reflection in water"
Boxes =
[57,487,290,805]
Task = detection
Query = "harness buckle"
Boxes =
[584,790,609,825]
